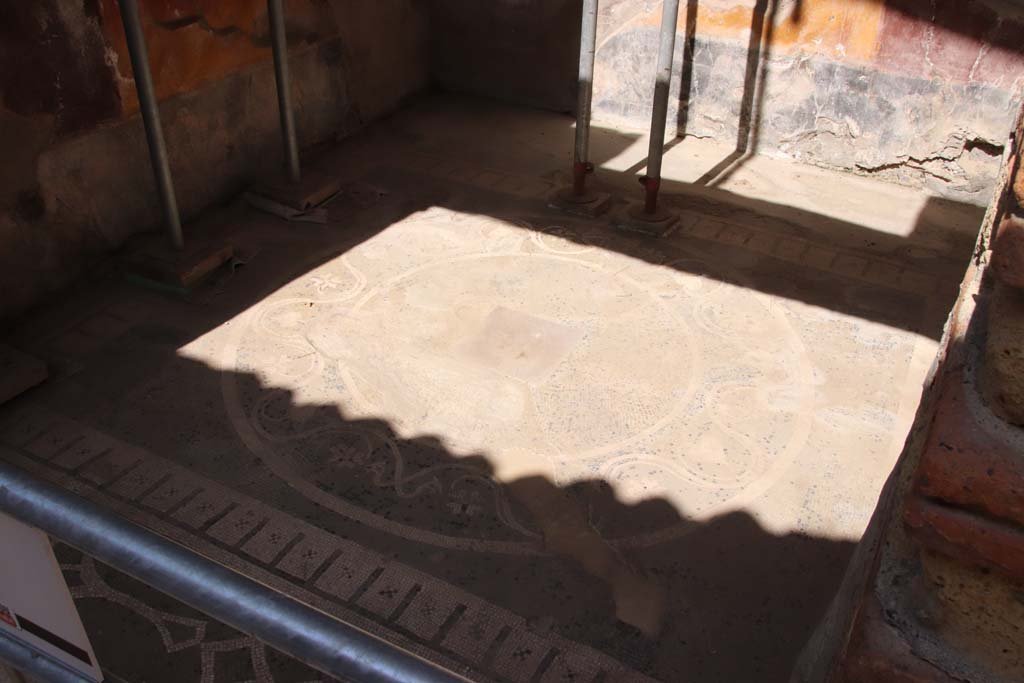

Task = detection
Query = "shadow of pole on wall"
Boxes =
[622,0,699,176]
[675,0,700,138]
[695,0,797,187]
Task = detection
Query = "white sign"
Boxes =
[0,511,101,681]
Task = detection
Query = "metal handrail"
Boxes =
[0,460,472,683]
[0,627,92,683]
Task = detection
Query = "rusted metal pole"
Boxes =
[119,0,184,249]
[573,0,600,196]
[268,0,301,184]
[641,0,680,214]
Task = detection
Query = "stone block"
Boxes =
[982,282,1024,424]
[990,214,1024,289]
[1013,162,1024,209]
[837,595,960,682]
[916,371,1024,527]
[905,497,1024,580]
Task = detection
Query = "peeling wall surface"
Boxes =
[593,0,1024,203]
[0,0,428,320]
[3,0,1023,320]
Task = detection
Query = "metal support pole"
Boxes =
[573,0,600,196]
[0,629,91,683]
[640,0,680,214]
[118,0,184,250]
[268,0,301,184]
[0,461,469,683]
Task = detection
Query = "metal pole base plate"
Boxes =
[548,187,612,217]
[611,201,680,237]
[121,231,234,293]
[251,167,344,212]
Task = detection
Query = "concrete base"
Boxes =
[548,187,613,217]
[120,232,234,292]
[249,167,344,212]
[611,201,680,237]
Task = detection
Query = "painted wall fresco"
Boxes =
[0,0,428,320]
[97,0,339,115]
[593,0,1024,201]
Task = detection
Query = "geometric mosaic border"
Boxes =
[0,404,657,683]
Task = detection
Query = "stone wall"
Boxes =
[593,0,1024,203]
[424,0,1022,202]
[795,99,1024,683]
[5,1,1024,320]
[0,0,428,320]
[427,0,582,112]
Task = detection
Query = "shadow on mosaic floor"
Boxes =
[30,348,859,682]
[0,95,985,682]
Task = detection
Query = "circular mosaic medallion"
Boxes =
[222,209,814,553]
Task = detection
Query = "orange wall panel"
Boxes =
[627,0,886,64]
[99,0,335,115]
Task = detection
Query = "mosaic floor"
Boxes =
[0,96,981,682]
[54,544,334,683]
